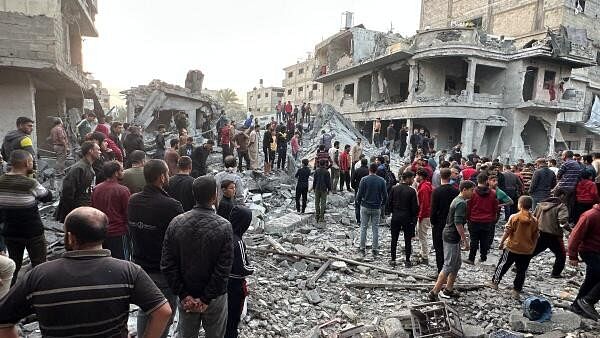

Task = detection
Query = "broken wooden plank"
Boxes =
[345,282,485,291]
[307,259,332,289]
[247,247,434,281]
[265,236,288,254]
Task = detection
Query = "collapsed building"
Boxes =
[313,24,597,162]
[0,0,103,153]
[121,70,221,137]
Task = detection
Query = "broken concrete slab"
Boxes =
[339,304,358,321]
[509,310,581,334]
[264,213,302,234]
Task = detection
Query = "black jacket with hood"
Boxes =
[229,206,254,279]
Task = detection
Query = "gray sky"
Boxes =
[83,1,422,105]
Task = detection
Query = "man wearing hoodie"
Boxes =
[532,190,569,278]
[225,206,254,338]
[465,173,499,264]
[1,117,36,171]
[416,168,433,263]
[529,158,557,209]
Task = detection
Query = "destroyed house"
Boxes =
[121,76,221,136]
[314,26,597,161]
[0,0,101,152]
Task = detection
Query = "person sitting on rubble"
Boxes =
[191,140,214,178]
[215,155,245,202]
[217,179,236,219]
[226,206,254,338]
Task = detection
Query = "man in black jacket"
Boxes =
[295,159,311,213]
[430,168,460,273]
[161,175,233,338]
[313,159,332,222]
[387,170,419,267]
[191,140,214,178]
[352,158,370,223]
[168,156,195,211]
[128,159,184,338]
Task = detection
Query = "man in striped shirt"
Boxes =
[0,150,52,285]
[0,207,172,338]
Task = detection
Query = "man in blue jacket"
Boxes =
[356,163,388,257]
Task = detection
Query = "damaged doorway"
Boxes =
[520,116,549,159]
[357,75,372,104]
[522,66,538,101]
[480,126,502,158]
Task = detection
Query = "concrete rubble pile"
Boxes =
[16,105,600,337]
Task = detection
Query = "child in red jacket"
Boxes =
[574,171,599,224]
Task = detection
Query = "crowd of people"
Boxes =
[0,111,599,338]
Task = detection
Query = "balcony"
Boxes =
[63,0,98,37]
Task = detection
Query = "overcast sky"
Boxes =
[83,0,421,105]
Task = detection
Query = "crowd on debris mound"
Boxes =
[0,108,598,337]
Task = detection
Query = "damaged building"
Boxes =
[313,23,597,161]
[0,0,102,152]
[121,70,221,136]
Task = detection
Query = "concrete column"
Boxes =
[461,118,475,155]
[466,58,477,103]
[534,67,545,101]
[407,60,418,104]
[404,118,413,158]
[371,71,380,102]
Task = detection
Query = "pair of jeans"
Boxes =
[330,167,340,191]
[492,249,532,291]
[575,252,600,305]
[137,272,178,338]
[339,170,351,191]
[314,189,328,220]
[468,222,493,262]
[390,219,415,262]
[277,149,286,169]
[5,234,46,285]
[237,150,250,172]
[531,232,566,276]
[295,186,308,212]
[360,206,380,253]
[177,293,228,338]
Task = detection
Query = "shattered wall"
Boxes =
[499,108,557,161]
[0,69,36,147]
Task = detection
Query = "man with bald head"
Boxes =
[0,207,172,338]
[0,149,52,285]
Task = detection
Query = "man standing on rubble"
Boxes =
[350,138,363,179]
[284,101,293,121]
[328,141,341,192]
[0,150,52,285]
[386,123,396,153]
[55,141,99,222]
[416,168,433,264]
[168,157,195,212]
[313,159,332,222]
[76,112,96,143]
[409,129,421,161]
[321,130,335,152]
[50,118,69,176]
[161,176,233,338]
[556,150,583,222]
[154,124,167,160]
[129,159,184,337]
[399,126,408,158]
[387,170,419,267]
[464,173,499,265]
[339,144,352,192]
[1,117,36,172]
[191,140,214,178]
[165,139,180,177]
[220,120,233,162]
[372,118,382,147]
[232,128,250,172]
[122,150,147,194]
[248,125,260,170]
[430,168,459,273]
[356,163,388,257]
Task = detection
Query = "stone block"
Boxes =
[383,317,410,338]
[264,213,302,234]
[340,304,358,321]
[509,310,581,334]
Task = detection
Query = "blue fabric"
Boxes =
[356,174,387,209]
[522,296,552,322]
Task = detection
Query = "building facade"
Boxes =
[0,0,100,151]
[246,83,285,116]
[282,58,322,106]
[419,0,600,154]
[314,25,596,161]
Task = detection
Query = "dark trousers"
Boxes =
[222,144,231,162]
[354,199,361,223]
[102,234,130,260]
[315,189,328,221]
[339,170,351,191]
[410,147,418,162]
[575,252,600,305]
[504,193,518,220]
[390,219,415,262]
[295,186,308,212]
[237,150,250,172]
[531,232,566,276]
[573,202,594,225]
[5,235,46,285]
[432,224,444,273]
[225,278,246,338]
[492,249,532,291]
[399,143,407,158]
[468,222,493,261]
[277,149,286,169]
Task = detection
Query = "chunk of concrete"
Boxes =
[264,213,302,234]
[462,324,486,338]
[340,304,358,321]
[304,290,322,304]
[383,317,410,338]
[509,310,581,334]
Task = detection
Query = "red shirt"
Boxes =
[339,151,351,171]
[91,180,130,236]
[220,126,231,145]
[417,180,433,220]
[467,186,499,223]
[569,204,600,259]
[285,103,293,113]
[576,179,599,203]
[462,167,477,181]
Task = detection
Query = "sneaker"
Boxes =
[388,259,396,267]
[480,256,487,263]
[569,303,596,320]
[439,288,460,299]
[577,299,600,321]
[463,258,475,265]
[427,291,438,302]
[484,281,499,290]
[511,289,521,300]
